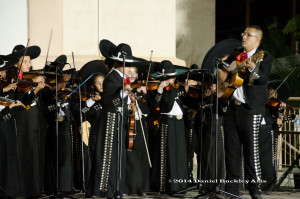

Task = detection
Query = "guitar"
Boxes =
[217,51,264,100]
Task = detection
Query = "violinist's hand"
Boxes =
[91,93,101,101]
[57,82,66,91]
[244,59,255,70]
[34,81,46,95]
[277,118,283,126]
[137,86,147,94]
[131,103,137,113]
[3,83,17,93]
[32,76,46,83]
[184,83,189,93]
[187,79,197,86]
[124,84,132,94]
[9,100,22,109]
[62,74,71,83]
[280,102,287,109]
[158,80,168,93]
[204,89,212,98]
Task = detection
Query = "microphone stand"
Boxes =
[114,52,127,199]
[204,59,244,199]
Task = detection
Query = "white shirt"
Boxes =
[158,90,183,116]
[232,48,257,103]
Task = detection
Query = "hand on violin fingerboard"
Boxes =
[158,81,168,93]
[34,81,46,95]
[3,83,17,93]
[32,76,46,83]
[124,84,132,94]
[137,86,147,94]
[9,100,22,109]
[91,93,101,101]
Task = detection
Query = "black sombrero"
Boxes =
[151,60,189,80]
[11,44,41,60]
[44,55,68,73]
[76,60,109,82]
[99,39,148,66]
[0,55,19,71]
[201,39,242,74]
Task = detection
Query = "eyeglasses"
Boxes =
[241,32,257,38]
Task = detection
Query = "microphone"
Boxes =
[46,61,68,67]
[214,57,230,68]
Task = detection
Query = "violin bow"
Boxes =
[145,50,153,88]
[66,73,95,99]
[134,99,152,168]
[269,66,296,98]
[44,29,53,69]
[16,38,30,81]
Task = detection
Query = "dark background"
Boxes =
[216,0,299,56]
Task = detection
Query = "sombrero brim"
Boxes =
[201,39,241,73]
[76,60,109,81]
[100,39,149,66]
[44,55,67,72]
[11,45,41,60]
[0,55,19,71]
[150,62,189,79]
[176,69,214,82]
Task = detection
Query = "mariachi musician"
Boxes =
[221,25,273,199]
[123,66,151,196]
[87,40,146,199]
[0,55,25,198]
[150,60,190,195]
[7,44,46,198]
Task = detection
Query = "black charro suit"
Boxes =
[223,47,273,197]
[87,69,129,198]
[150,85,189,194]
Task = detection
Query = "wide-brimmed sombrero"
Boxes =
[11,44,41,60]
[150,60,189,80]
[44,55,68,73]
[99,39,148,66]
[0,55,19,71]
[176,64,214,82]
[201,39,242,73]
[76,60,109,82]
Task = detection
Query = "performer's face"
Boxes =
[93,76,104,92]
[126,67,138,83]
[17,56,31,72]
[0,70,6,80]
[242,28,261,51]
[167,77,175,84]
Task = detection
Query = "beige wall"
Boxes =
[176,0,215,68]
[26,0,215,70]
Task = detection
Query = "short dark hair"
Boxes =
[247,25,263,39]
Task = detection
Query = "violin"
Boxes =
[58,90,97,102]
[267,97,295,111]
[0,97,30,110]
[267,97,295,122]
[186,85,201,98]
[128,93,137,150]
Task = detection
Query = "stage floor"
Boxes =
[55,189,300,199]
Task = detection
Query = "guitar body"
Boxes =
[218,71,244,99]
[217,51,264,100]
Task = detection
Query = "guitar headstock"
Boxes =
[250,51,264,63]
